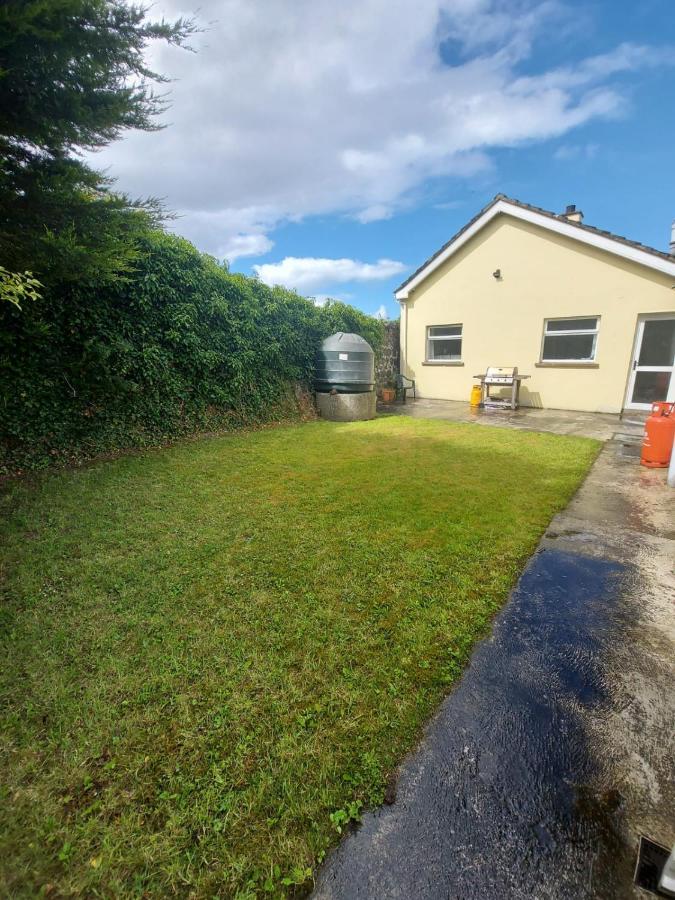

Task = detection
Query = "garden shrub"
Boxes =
[0,231,384,472]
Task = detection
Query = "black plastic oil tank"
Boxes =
[315,332,375,393]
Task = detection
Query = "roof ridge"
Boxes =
[395,195,674,295]
[497,195,672,260]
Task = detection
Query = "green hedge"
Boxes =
[0,231,384,472]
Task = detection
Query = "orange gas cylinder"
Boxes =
[640,402,675,468]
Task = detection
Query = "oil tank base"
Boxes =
[316,391,376,422]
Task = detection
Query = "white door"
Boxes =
[625,315,675,410]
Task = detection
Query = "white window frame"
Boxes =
[426,324,462,362]
[540,316,599,363]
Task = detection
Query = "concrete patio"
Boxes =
[379,397,647,442]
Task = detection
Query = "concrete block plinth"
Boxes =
[316,391,376,422]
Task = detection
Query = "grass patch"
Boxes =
[0,417,599,897]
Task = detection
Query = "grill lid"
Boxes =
[484,366,518,383]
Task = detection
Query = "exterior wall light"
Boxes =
[493,269,502,280]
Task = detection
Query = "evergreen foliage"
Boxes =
[0,3,384,472]
[0,0,194,282]
[1,232,384,472]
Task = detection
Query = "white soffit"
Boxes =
[395,199,675,299]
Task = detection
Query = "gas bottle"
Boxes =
[470,384,482,407]
[640,402,675,468]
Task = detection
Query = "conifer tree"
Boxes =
[0,1,195,284]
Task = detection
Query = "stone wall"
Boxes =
[375,319,400,389]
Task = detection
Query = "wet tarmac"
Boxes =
[314,439,675,900]
[314,549,636,899]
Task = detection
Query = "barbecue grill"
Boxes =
[473,366,530,410]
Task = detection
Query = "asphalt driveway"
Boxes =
[313,437,674,899]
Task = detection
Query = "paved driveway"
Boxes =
[313,427,674,899]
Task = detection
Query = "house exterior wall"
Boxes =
[400,215,675,413]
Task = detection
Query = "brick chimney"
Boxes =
[562,203,583,224]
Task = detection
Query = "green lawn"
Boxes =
[0,417,599,897]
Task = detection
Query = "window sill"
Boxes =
[422,361,464,366]
[535,361,599,369]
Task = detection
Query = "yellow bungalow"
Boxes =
[395,195,675,414]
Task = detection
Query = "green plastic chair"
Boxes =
[395,373,416,403]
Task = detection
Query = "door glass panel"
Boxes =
[637,320,675,366]
[632,371,672,405]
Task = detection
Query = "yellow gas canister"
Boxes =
[470,384,482,407]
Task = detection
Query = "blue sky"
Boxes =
[98,0,675,319]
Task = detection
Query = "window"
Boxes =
[427,324,462,361]
[541,317,599,362]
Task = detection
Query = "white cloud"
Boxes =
[91,2,674,258]
[554,142,599,161]
[254,257,407,292]
[354,204,395,224]
[165,205,281,261]
[434,199,464,210]
[312,293,353,306]
[219,233,274,262]
[515,41,675,93]
[375,304,388,320]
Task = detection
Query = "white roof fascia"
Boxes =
[395,198,675,299]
